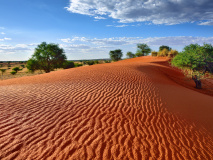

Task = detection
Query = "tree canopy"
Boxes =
[171,43,213,88]
[126,51,135,58]
[135,44,151,57]
[172,43,213,72]
[27,42,67,73]
[109,49,123,61]
[159,45,171,52]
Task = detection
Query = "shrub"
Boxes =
[158,48,169,57]
[168,50,178,58]
[94,60,99,64]
[151,51,158,57]
[74,63,83,67]
[26,59,39,73]
[63,61,75,69]
[171,43,213,89]
[10,71,17,75]
[12,67,20,73]
[86,61,95,65]
[21,64,25,68]
[104,60,111,63]
[126,51,135,58]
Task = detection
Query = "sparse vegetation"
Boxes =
[10,71,17,75]
[109,49,123,61]
[86,60,95,65]
[172,43,213,89]
[27,42,67,73]
[159,45,171,52]
[74,63,83,67]
[151,51,158,57]
[126,51,135,58]
[168,49,178,58]
[135,44,151,57]
[158,48,169,57]
[12,67,20,73]
[0,69,6,80]
[63,61,75,69]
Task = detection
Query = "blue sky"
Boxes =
[0,0,213,61]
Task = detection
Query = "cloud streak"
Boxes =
[60,36,213,46]
[66,0,213,25]
[0,37,12,41]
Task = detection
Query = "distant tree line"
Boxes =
[24,41,213,89]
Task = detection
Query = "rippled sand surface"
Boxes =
[0,57,213,160]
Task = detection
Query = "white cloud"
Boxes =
[115,25,128,27]
[199,20,213,25]
[60,36,213,48]
[60,38,71,43]
[0,44,32,51]
[0,37,12,41]
[66,0,213,25]
[94,16,106,19]
[4,37,12,41]
[0,32,5,35]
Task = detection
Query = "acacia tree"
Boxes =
[27,42,67,73]
[135,43,151,57]
[126,51,135,58]
[159,45,171,52]
[109,49,123,61]
[172,43,213,89]
[0,69,6,80]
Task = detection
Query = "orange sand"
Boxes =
[0,56,213,159]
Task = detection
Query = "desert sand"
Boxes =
[0,56,213,159]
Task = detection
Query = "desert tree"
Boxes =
[135,43,151,57]
[27,42,67,73]
[12,67,20,73]
[126,51,135,58]
[172,43,213,89]
[63,61,75,69]
[159,45,171,52]
[109,49,123,61]
[0,69,6,80]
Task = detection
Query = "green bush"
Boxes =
[104,60,111,63]
[26,59,39,73]
[126,51,135,58]
[109,49,123,61]
[63,61,75,69]
[94,60,99,64]
[171,43,213,89]
[168,50,178,58]
[12,67,20,73]
[86,61,95,65]
[10,71,17,75]
[74,63,83,67]
[135,44,151,57]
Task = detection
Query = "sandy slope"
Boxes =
[0,56,212,160]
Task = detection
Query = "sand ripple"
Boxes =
[0,57,213,159]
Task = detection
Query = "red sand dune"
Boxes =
[0,56,213,159]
